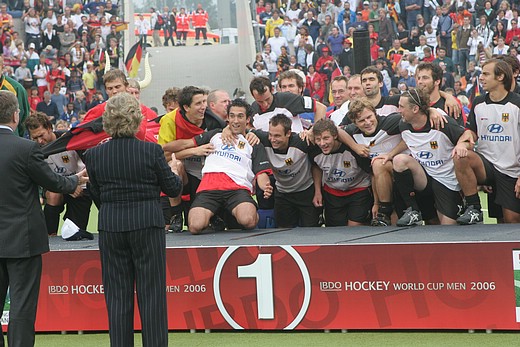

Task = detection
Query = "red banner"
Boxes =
[3,242,520,331]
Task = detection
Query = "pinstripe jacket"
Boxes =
[84,137,182,232]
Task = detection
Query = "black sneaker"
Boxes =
[210,215,226,231]
[318,213,325,227]
[168,213,184,233]
[396,207,423,227]
[194,42,199,46]
[371,213,391,226]
[456,205,483,225]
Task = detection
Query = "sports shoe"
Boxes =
[210,215,226,231]
[168,213,184,233]
[396,207,423,227]
[371,213,391,226]
[456,205,483,225]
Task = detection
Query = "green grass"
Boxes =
[33,331,520,347]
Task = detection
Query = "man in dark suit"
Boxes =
[0,90,86,347]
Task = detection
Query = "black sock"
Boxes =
[465,193,481,210]
[393,169,419,211]
[44,204,64,235]
[379,202,394,217]
[170,203,183,216]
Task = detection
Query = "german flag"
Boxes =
[125,38,143,78]
[41,113,148,157]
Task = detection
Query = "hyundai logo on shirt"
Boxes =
[417,151,433,159]
[221,144,236,151]
[487,124,504,133]
[331,169,346,177]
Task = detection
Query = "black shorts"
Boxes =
[423,177,463,220]
[394,170,462,221]
[191,189,257,215]
[274,185,319,227]
[323,188,373,226]
[479,154,520,214]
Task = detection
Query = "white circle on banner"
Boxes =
[213,245,311,330]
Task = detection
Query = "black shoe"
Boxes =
[202,42,212,45]
[176,42,181,46]
[456,205,483,225]
[210,215,226,231]
[318,213,325,227]
[396,207,423,227]
[371,213,391,226]
[168,213,184,233]
[194,42,199,46]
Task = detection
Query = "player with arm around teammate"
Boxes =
[310,118,373,227]
[188,99,273,234]
[343,98,406,226]
[391,88,467,226]
[252,113,320,227]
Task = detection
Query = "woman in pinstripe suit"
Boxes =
[85,93,182,347]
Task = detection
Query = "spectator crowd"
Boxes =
[1,0,122,130]
[253,0,520,106]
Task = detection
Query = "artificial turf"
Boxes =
[34,331,520,347]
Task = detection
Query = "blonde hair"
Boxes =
[457,95,470,107]
[102,93,143,138]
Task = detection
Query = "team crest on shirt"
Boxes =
[61,155,70,163]
[502,113,509,122]
[237,141,245,149]
[343,160,351,168]
[430,141,438,149]
[369,140,376,147]
[285,158,293,166]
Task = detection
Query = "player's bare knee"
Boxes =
[239,214,258,230]
[188,215,208,234]
[392,154,409,172]
[373,159,391,175]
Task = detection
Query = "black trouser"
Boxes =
[176,31,187,42]
[0,255,42,347]
[163,26,174,46]
[99,228,168,347]
[25,33,41,52]
[195,27,207,41]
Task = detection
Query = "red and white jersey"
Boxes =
[191,9,209,28]
[196,131,271,193]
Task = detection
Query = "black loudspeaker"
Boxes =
[353,30,370,74]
